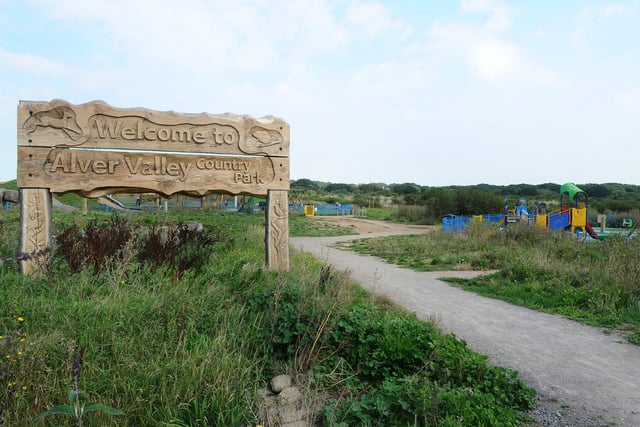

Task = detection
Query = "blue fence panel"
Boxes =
[443,215,473,232]
[289,204,304,213]
[483,213,505,224]
[313,204,353,215]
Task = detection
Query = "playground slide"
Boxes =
[97,195,130,211]
[585,223,599,240]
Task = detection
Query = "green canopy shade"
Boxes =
[560,183,588,206]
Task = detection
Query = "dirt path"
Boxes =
[291,218,640,427]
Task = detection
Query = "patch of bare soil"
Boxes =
[310,216,434,235]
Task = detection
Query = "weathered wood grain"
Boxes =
[19,188,52,275]
[266,190,290,270]
[18,147,289,197]
[18,99,289,157]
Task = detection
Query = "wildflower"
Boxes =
[5,354,10,360]
[71,353,83,387]
[19,338,25,342]
[22,385,27,391]
[17,351,23,356]
[17,317,24,322]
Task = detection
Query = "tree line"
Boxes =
[292,179,640,220]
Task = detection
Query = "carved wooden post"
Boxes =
[19,188,52,275]
[266,190,289,270]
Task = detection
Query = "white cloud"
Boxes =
[428,22,564,88]
[467,38,518,80]
[571,27,588,49]
[26,0,354,75]
[579,3,632,19]
[459,0,516,32]
[346,60,434,98]
[573,3,638,48]
[0,48,70,76]
[346,0,411,39]
[601,3,629,16]
[612,84,640,111]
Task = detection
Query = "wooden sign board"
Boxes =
[18,147,289,197]
[17,99,290,273]
[17,99,289,197]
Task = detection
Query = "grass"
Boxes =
[339,222,640,344]
[288,213,356,236]
[339,231,494,271]
[1,209,536,426]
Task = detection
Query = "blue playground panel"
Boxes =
[548,211,570,230]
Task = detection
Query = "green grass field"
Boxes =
[339,222,640,345]
[1,209,536,426]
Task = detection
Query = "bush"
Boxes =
[55,215,133,273]
[395,205,429,223]
[320,302,535,425]
[137,222,230,275]
[55,215,230,276]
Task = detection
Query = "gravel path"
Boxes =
[291,223,640,427]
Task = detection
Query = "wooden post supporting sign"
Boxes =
[19,188,52,275]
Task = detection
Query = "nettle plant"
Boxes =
[31,353,124,426]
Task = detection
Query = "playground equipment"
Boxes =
[443,183,600,239]
[547,183,598,238]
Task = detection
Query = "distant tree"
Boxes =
[291,178,318,190]
[537,183,561,193]
[421,187,454,219]
[324,183,355,193]
[603,198,634,212]
[358,183,386,194]
[580,184,611,198]
[519,185,539,197]
[390,183,421,195]
[453,188,503,215]
[500,184,538,197]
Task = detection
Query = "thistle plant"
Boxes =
[31,352,125,426]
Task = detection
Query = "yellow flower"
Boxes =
[5,354,10,360]
[22,385,27,391]
[17,317,24,322]
[17,351,23,356]
[19,338,25,342]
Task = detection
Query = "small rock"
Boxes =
[257,387,275,398]
[278,386,302,404]
[271,374,293,393]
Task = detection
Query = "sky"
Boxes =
[1,0,639,187]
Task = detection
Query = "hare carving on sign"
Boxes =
[23,105,83,140]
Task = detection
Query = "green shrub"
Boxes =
[320,303,535,425]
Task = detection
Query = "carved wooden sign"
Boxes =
[18,99,289,197]
[17,99,290,273]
